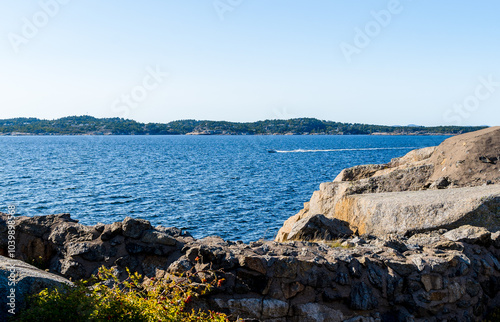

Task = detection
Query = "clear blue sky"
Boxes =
[1,0,499,126]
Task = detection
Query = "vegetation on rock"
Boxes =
[15,266,228,322]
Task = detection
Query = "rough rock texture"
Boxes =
[427,127,500,186]
[3,213,500,321]
[287,214,353,241]
[0,255,72,319]
[276,127,500,241]
[332,184,500,236]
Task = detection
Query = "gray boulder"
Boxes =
[443,225,491,244]
[341,184,500,236]
[122,217,152,239]
[0,256,72,319]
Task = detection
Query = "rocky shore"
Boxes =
[1,126,500,321]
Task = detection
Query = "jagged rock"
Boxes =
[429,176,451,189]
[491,231,500,248]
[0,256,72,319]
[286,214,353,241]
[100,222,123,241]
[443,225,491,244]
[122,217,152,239]
[350,282,378,310]
[141,230,176,246]
[334,164,388,182]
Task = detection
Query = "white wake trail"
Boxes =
[274,147,418,153]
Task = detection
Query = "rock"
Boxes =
[238,256,267,275]
[122,217,152,239]
[100,222,123,241]
[429,176,451,189]
[225,298,263,320]
[286,214,353,241]
[47,221,93,245]
[281,281,305,299]
[350,282,378,310]
[443,225,491,244]
[0,256,72,319]
[421,274,443,292]
[141,230,176,246]
[294,303,344,322]
[262,299,289,319]
[4,210,500,322]
[312,185,500,237]
[276,127,500,241]
[490,231,500,248]
[447,282,466,303]
[334,164,388,182]
[426,127,500,187]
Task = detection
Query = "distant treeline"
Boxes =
[0,116,487,135]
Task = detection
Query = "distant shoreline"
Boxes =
[0,132,457,136]
[0,116,486,136]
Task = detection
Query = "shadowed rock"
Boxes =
[286,214,353,241]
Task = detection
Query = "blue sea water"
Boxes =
[0,135,449,242]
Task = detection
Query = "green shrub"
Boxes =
[15,267,228,322]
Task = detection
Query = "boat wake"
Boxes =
[271,147,418,153]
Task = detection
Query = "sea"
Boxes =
[1,135,449,242]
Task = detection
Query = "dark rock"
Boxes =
[282,281,305,299]
[287,214,353,241]
[367,264,383,289]
[322,288,344,302]
[100,222,123,241]
[430,177,451,189]
[350,282,378,310]
[491,231,500,248]
[236,268,268,294]
[122,217,152,239]
[141,230,176,246]
[386,260,414,277]
[433,240,464,251]
[126,242,152,254]
[383,239,409,253]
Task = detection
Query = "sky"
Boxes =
[0,1,499,126]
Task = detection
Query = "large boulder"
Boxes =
[0,256,72,319]
[332,184,500,236]
[427,126,500,187]
[276,127,500,241]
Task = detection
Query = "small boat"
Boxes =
[267,150,277,153]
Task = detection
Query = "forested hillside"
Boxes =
[0,116,486,135]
